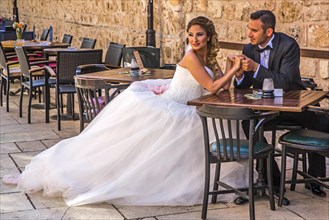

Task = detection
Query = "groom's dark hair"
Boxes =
[250,10,276,32]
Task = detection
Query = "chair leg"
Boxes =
[19,85,24,118]
[71,94,75,120]
[267,152,275,210]
[271,129,276,147]
[6,78,10,112]
[248,158,255,220]
[60,94,64,113]
[211,163,220,204]
[38,87,41,103]
[0,77,3,107]
[57,92,61,131]
[3,78,7,96]
[28,88,32,124]
[290,153,299,191]
[44,85,49,123]
[301,153,308,188]
[278,146,287,207]
[201,163,211,220]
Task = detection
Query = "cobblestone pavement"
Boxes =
[1,85,328,220]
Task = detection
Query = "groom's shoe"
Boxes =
[305,183,327,197]
[234,196,248,205]
[273,186,290,206]
[234,187,291,206]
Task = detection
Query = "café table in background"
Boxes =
[75,67,175,83]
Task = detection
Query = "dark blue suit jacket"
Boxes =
[234,32,304,91]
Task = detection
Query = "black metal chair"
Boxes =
[40,28,50,41]
[80,37,97,49]
[62,34,73,44]
[76,42,125,75]
[278,105,329,207]
[122,46,160,68]
[0,42,21,112]
[75,77,129,132]
[267,78,321,148]
[197,105,278,220]
[44,49,103,130]
[0,31,35,41]
[14,46,51,124]
[265,77,322,178]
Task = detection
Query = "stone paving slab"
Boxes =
[0,193,34,213]
[0,207,69,220]
[64,204,124,220]
[1,130,59,144]
[0,143,21,154]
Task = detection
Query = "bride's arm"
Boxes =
[179,51,242,94]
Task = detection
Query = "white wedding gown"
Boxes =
[17,65,250,206]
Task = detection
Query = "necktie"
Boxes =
[256,45,272,53]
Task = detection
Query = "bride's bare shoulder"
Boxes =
[178,50,199,68]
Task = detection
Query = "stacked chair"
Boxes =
[0,42,21,112]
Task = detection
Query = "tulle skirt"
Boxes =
[18,79,250,206]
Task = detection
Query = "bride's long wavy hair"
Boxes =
[186,16,220,74]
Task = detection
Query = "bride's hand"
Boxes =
[232,56,243,71]
[227,54,236,62]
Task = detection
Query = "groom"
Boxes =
[233,10,328,205]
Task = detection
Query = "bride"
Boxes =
[5,16,247,206]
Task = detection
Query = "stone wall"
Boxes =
[1,0,328,94]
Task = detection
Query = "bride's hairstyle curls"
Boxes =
[186,16,220,74]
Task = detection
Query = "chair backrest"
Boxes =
[80,37,97,49]
[301,77,321,91]
[122,47,160,68]
[3,20,14,31]
[0,42,8,68]
[22,24,27,32]
[104,42,125,66]
[196,105,277,161]
[40,28,50,41]
[14,46,31,78]
[0,31,35,41]
[75,77,113,126]
[22,31,35,40]
[56,49,102,84]
[62,34,73,44]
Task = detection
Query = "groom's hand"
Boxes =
[240,54,259,72]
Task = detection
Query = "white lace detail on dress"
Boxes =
[161,65,214,104]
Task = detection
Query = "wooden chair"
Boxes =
[196,105,278,220]
[44,49,103,130]
[0,42,21,112]
[14,46,51,123]
[278,105,329,207]
[75,77,129,132]
[80,37,97,49]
